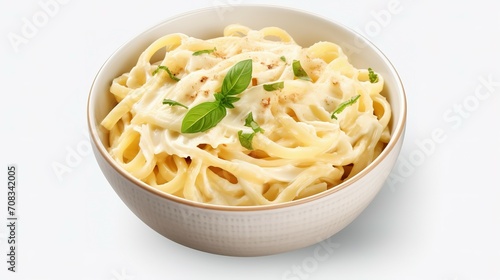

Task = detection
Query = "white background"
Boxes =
[1,0,499,279]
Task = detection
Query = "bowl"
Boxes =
[87,4,406,256]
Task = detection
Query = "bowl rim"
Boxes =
[87,4,407,212]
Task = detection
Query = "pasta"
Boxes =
[101,24,392,206]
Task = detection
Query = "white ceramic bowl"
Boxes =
[87,5,406,256]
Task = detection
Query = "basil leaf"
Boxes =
[192,47,216,56]
[239,112,264,149]
[238,131,255,150]
[221,59,253,96]
[292,60,311,81]
[153,66,180,81]
[162,99,188,109]
[214,93,240,109]
[263,81,284,91]
[331,95,361,120]
[179,59,254,134]
[181,101,226,133]
[244,112,264,133]
[368,68,379,83]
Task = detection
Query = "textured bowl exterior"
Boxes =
[91,138,402,256]
[87,5,406,256]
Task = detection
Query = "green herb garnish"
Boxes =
[238,112,264,150]
[162,99,188,109]
[181,59,253,133]
[368,68,378,83]
[331,95,361,120]
[244,112,264,133]
[180,101,226,133]
[238,131,255,150]
[280,56,287,62]
[214,93,240,109]
[292,60,311,81]
[221,59,253,96]
[192,47,216,56]
[263,81,284,91]
[153,65,180,81]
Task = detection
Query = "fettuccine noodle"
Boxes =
[101,24,391,206]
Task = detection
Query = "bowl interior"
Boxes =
[88,4,406,208]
